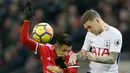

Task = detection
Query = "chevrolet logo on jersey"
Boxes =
[114,39,120,46]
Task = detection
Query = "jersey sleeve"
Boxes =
[81,32,91,51]
[109,31,122,53]
[20,20,45,52]
[66,67,78,73]
[65,60,79,73]
[67,51,79,73]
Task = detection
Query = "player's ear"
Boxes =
[96,18,100,23]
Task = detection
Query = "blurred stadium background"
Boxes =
[0,0,130,73]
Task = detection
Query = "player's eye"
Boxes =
[62,49,70,52]
[63,49,67,52]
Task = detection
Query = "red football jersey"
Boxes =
[20,20,79,73]
[36,43,78,73]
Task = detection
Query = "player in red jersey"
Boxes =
[20,1,79,73]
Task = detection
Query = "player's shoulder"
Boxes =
[107,25,122,37]
[45,43,53,47]
[45,43,55,50]
[39,43,55,50]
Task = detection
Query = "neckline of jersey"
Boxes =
[98,25,109,36]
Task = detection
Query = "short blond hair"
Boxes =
[81,9,101,24]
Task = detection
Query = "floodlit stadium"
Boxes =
[0,0,130,73]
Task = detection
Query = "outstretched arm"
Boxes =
[20,1,37,51]
[86,52,119,64]
[20,20,37,51]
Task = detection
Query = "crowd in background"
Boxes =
[0,0,130,73]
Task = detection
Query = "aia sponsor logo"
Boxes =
[92,47,110,56]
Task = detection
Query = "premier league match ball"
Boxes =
[32,23,54,43]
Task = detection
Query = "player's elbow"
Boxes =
[20,37,26,44]
[109,58,116,64]
[111,59,115,64]
[20,34,29,44]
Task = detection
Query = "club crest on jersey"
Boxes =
[104,40,110,47]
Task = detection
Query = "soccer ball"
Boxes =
[32,23,54,43]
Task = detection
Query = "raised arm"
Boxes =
[20,1,37,51]
[20,20,37,51]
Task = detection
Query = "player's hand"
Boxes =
[69,50,87,65]
[80,50,88,57]
[47,66,63,73]
[68,53,77,65]
[24,0,33,20]
[86,52,97,61]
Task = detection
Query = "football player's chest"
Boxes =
[90,34,111,48]
[40,53,62,73]
[40,52,68,67]
[90,34,111,56]
[40,52,57,65]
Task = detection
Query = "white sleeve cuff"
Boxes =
[68,65,79,68]
[34,43,39,54]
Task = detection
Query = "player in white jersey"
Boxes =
[69,9,122,73]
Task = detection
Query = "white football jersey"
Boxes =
[82,25,122,73]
